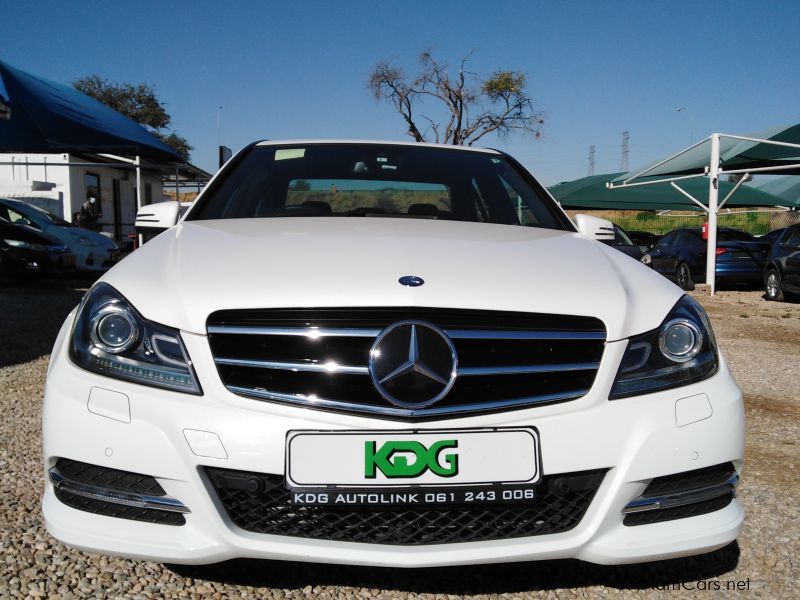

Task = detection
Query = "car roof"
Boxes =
[253,139,502,155]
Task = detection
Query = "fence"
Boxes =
[566,209,800,236]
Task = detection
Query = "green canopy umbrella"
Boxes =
[549,172,792,211]
[613,124,800,183]
[748,175,800,205]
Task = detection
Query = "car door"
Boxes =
[648,232,677,275]
[780,226,800,293]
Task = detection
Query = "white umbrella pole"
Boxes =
[136,155,143,248]
[706,134,720,295]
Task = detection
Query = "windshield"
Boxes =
[7,200,74,227]
[188,144,570,230]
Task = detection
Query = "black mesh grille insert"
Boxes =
[53,459,185,526]
[55,458,167,496]
[638,462,735,497]
[205,468,606,545]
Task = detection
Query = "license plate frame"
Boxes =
[285,427,541,506]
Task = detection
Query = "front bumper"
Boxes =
[42,313,745,566]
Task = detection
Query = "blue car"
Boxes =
[764,223,800,302]
[642,227,768,290]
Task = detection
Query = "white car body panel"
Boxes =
[42,140,744,567]
[104,218,681,339]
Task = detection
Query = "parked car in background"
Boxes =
[764,223,800,302]
[0,198,120,272]
[642,227,769,290]
[759,227,787,249]
[602,224,643,260]
[0,217,75,281]
[626,230,660,252]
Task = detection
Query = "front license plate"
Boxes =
[285,427,540,504]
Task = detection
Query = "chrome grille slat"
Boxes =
[226,385,591,418]
[207,308,606,419]
[458,362,601,376]
[207,326,382,337]
[214,357,600,377]
[214,357,369,375]
[445,329,606,340]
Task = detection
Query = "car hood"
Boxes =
[102,218,683,340]
[69,226,117,248]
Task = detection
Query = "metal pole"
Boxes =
[706,134,721,296]
[136,155,143,247]
[176,166,180,202]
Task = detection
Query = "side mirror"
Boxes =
[574,214,615,242]
[135,201,181,236]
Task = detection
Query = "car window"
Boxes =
[614,227,633,245]
[4,207,40,229]
[655,232,676,250]
[782,226,800,249]
[716,229,754,242]
[187,144,569,230]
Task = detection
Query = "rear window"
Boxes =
[188,144,568,230]
[716,229,755,242]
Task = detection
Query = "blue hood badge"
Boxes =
[398,275,425,287]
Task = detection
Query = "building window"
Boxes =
[85,172,100,202]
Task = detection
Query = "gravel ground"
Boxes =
[1,279,798,598]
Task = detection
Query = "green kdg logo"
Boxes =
[364,440,459,478]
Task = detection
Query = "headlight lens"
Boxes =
[70,283,202,394]
[4,239,45,252]
[610,295,718,399]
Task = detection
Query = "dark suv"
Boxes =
[764,224,800,302]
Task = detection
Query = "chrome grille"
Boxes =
[207,308,606,419]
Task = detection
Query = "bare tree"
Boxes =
[368,51,544,146]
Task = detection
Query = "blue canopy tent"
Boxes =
[0,60,180,162]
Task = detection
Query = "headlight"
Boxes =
[69,283,202,394]
[4,239,46,252]
[609,295,718,399]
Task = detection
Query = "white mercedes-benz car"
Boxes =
[42,140,744,567]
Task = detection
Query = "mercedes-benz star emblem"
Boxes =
[398,275,425,287]
[368,320,458,409]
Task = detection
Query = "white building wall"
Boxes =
[0,153,165,247]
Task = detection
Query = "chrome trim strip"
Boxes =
[459,362,600,376]
[207,325,606,341]
[49,468,191,514]
[225,384,589,417]
[214,357,369,375]
[445,329,606,340]
[207,326,381,337]
[622,474,738,514]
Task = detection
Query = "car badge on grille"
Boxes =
[368,321,457,408]
[398,275,425,287]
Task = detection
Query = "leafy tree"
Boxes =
[368,51,544,146]
[73,75,192,160]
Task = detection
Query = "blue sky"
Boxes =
[3,0,799,185]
